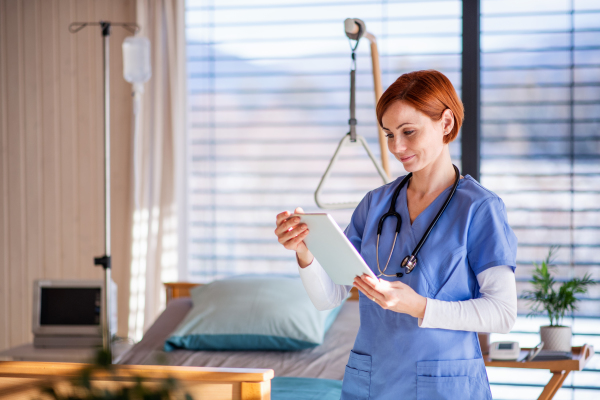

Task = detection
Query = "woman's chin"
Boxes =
[397,156,419,172]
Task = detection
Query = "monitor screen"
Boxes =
[40,288,101,326]
[498,343,514,350]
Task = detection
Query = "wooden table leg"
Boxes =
[537,370,570,400]
[241,381,270,400]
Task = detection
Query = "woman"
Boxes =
[274,70,517,400]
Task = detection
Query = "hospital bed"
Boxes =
[0,282,359,400]
[117,282,360,380]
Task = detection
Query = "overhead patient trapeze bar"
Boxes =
[314,18,391,210]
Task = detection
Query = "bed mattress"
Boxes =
[117,298,360,380]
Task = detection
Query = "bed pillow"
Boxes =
[164,275,345,351]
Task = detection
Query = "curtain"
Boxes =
[129,0,186,340]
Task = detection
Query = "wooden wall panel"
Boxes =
[0,0,10,351]
[23,0,43,344]
[75,0,96,282]
[40,0,61,281]
[58,0,78,281]
[5,0,27,347]
[0,0,136,351]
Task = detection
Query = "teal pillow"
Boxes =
[164,275,345,351]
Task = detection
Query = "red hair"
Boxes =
[376,70,464,144]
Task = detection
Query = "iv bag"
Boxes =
[123,36,151,84]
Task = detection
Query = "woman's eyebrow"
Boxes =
[382,122,412,130]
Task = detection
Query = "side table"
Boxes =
[484,344,595,400]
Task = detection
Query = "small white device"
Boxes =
[32,280,117,348]
[293,213,377,285]
[490,341,521,361]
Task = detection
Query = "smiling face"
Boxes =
[381,100,454,173]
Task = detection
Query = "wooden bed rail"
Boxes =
[0,361,274,400]
[165,282,360,304]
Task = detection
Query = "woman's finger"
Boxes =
[277,224,307,244]
[284,229,309,249]
[372,296,387,309]
[353,277,370,292]
[354,278,384,302]
[361,275,393,295]
[359,274,379,288]
[353,284,373,300]
[274,216,301,237]
[275,211,291,226]
[354,284,385,304]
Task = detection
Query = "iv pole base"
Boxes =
[94,255,112,360]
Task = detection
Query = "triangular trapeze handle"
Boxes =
[315,133,391,210]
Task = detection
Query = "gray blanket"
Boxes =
[118,298,360,380]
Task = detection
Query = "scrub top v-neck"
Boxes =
[340,175,517,400]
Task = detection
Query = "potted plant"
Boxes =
[521,247,596,352]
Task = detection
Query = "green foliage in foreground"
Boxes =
[521,247,596,327]
[35,349,194,400]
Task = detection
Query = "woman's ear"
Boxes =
[441,108,454,136]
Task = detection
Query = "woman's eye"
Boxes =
[403,130,415,135]
[385,133,394,138]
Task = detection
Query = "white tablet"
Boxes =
[292,213,377,285]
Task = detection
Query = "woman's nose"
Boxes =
[388,135,407,153]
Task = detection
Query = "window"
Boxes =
[185,0,462,280]
[480,0,600,397]
[184,0,599,397]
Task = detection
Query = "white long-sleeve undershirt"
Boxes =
[298,258,517,334]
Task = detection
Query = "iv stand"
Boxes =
[69,21,139,359]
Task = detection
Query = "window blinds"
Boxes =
[480,0,600,318]
[185,0,599,397]
[185,0,462,281]
[480,0,600,398]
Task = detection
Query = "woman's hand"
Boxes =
[275,207,314,268]
[353,274,427,319]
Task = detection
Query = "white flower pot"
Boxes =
[540,326,572,352]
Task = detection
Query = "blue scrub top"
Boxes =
[340,175,517,400]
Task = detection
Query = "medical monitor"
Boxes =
[32,280,116,337]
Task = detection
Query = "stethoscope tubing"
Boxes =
[411,165,460,257]
[376,165,460,277]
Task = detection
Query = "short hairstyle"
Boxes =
[376,70,464,144]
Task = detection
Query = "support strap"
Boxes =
[348,24,361,143]
[349,63,357,142]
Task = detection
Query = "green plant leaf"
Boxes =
[522,247,597,326]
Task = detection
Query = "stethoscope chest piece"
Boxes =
[401,255,417,274]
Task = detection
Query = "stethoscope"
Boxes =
[376,165,460,278]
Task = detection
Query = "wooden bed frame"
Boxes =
[0,361,273,400]
[164,282,360,304]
